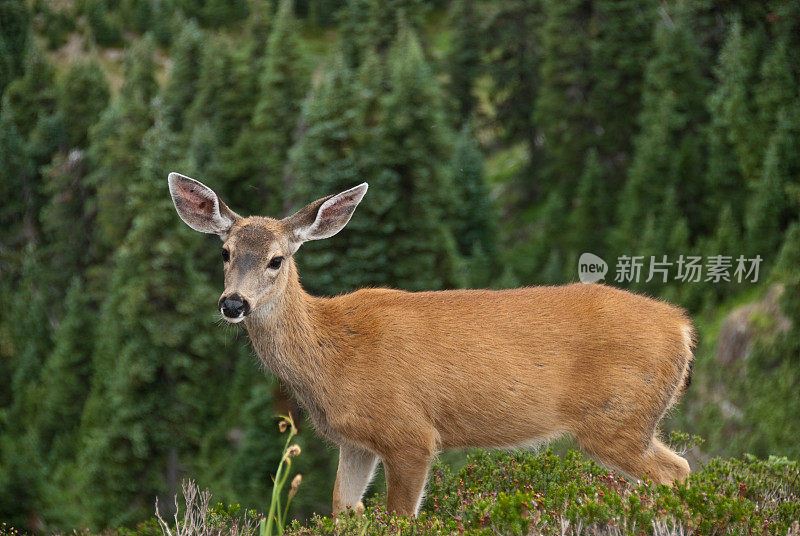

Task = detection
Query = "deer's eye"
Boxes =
[221,248,230,262]
[268,256,284,270]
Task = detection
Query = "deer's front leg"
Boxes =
[332,444,379,515]
[383,445,434,516]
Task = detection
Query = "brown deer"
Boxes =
[168,172,694,517]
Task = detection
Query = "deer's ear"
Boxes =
[168,172,240,238]
[283,183,368,253]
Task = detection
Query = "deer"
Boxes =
[167,172,695,517]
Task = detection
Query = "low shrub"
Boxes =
[40,448,796,536]
[287,449,800,536]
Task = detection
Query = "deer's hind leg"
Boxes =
[575,384,690,485]
[582,434,690,485]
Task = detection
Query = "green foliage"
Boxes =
[86,36,157,253]
[534,0,592,196]
[29,277,96,527]
[731,224,800,459]
[587,0,655,178]
[289,449,800,536]
[706,16,761,215]
[0,0,31,95]
[259,415,302,536]
[2,1,800,532]
[225,382,285,511]
[480,0,541,154]
[449,125,498,287]
[290,23,470,294]
[57,60,111,147]
[616,1,711,248]
[162,20,205,132]
[745,103,799,254]
[287,55,394,294]
[337,0,428,67]
[376,23,465,290]
[445,0,480,124]
[231,0,310,215]
[84,0,124,47]
[32,0,75,50]
[2,45,59,142]
[176,0,249,28]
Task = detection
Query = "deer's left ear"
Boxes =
[283,183,368,254]
[168,172,241,239]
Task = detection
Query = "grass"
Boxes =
[259,415,302,536]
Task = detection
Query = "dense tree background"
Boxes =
[0,0,798,531]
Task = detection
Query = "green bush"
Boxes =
[15,448,794,536]
[286,449,800,536]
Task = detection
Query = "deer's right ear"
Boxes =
[283,182,368,254]
[168,172,240,238]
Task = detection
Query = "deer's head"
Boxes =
[168,173,368,323]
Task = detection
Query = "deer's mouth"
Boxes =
[221,311,247,324]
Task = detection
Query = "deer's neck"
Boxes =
[243,264,332,400]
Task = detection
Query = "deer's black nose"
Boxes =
[219,293,250,319]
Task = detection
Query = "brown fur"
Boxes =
[231,222,694,516]
[170,177,695,517]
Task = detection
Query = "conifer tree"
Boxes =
[0,246,52,530]
[184,37,251,152]
[30,277,95,527]
[745,105,799,256]
[565,148,607,260]
[0,0,31,96]
[84,0,123,47]
[754,35,796,144]
[337,0,427,67]
[288,56,395,294]
[38,148,97,308]
[0,121,33,254]
[2,45,60,147]
[77,111,239,527]
[86,36,157,254]
[481,0,541,153]
[446,0,480,124]
[480,0,543,218]
[231,0,309,215]
[377,23,465,290]
[704,18,760,223]
[616,3,711,247]
[534,0,592,195]
[450,124,498,287]
[228,0,273,135]
[511,189,567,284]
[57,60,110,148]
[162,20,205,132]
[588,0,655,190]
[245,0,272,59]
[0,46,61,258]
[699,204,741,301]
[0,36,13,100]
